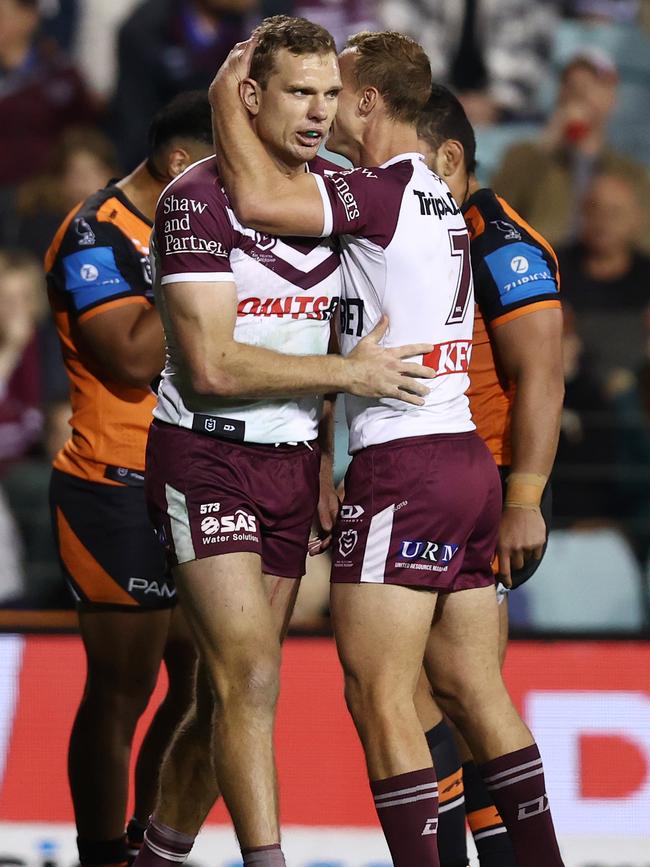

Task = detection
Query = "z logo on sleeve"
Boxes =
[484,242,558,306]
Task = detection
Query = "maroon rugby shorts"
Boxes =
[331,431,501,591]
[145,420,320,579]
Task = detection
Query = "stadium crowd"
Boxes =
[1,0,650,630]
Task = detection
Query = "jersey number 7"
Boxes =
[445,229,473,325]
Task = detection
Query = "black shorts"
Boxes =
[50,468,175,610]
[498,466,552,591]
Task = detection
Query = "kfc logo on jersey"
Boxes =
[338,530,358,558]
[396,540,459,572]
[423,341,472,376]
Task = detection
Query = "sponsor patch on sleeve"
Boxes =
[62,247,130,312]
[484,242,558,306]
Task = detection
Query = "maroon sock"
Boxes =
[132,819,194,867]
[371,767,440,867]
[479,744,565,867]
[241,844,286,866]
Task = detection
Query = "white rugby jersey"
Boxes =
[151,155,341,444]
[314,153,475,452]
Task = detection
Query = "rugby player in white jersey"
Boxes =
[210,31,566,867]
[134,18,437,867]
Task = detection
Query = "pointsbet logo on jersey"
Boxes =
[395,540,459,572]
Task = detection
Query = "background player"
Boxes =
[45,93,214,867]
[415,84,564,867]
[135,18,436,867]
[210,30,566,867]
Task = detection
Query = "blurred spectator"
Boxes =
[558,170,650,377]
[378,0,557,126]
[2,397,72,608]
[492,48,650,252]
[261,0,376,48]
[39,0,80,53]
[0,0,95,189]
[0,249,47,471]
[111,0,255,168]
[74,0,141,100]
[609,357,650,559]
[13,127,119,259]
[552,306,617,523]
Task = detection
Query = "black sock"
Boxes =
[77,836,128,867]
[425,721,468,867]
[126,818,146,863]
[463,760,517,867]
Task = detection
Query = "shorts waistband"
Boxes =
[104,465,146,486]
[356,431,478,454]
[152,419,317,454]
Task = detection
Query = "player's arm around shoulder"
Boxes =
[209,41,327,237]
[165,279,436,404]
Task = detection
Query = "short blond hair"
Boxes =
[345,31,431,125]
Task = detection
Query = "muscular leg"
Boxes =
[133,608,197,825]
[425,586,564,867]
[135,556,301,867]
[331,583,440,867]
[151,571,299,836]
[414,670,467,867]
[69,608,172,862]
[414,598,515,866]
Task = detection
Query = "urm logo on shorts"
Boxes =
[399,541,459,563]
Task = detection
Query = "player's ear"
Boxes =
[167,147,192,178]
[359,86,378,117]
[439,139,465,178]
[240,78,261,117]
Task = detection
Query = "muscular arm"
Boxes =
[491,306,564,581]
[209,49,326,236]
[79,302,165,389]
[165,280,433,402]
[493,307,564,477]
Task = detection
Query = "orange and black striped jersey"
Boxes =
[463,189,561,466]
[45,185,156,484]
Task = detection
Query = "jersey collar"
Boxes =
[380,152,426,169]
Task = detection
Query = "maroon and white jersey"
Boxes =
[314,153,475,452]
[151,156,341,444]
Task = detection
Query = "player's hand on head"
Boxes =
[346,315,435,406]
[209,37,258,101]
[496,506,546,588]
